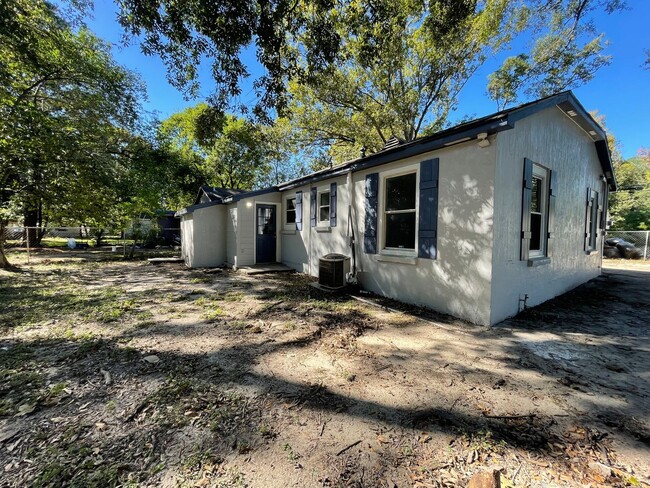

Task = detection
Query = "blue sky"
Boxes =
[85,0,649,159]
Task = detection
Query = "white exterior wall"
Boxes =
[180,214,194,266]
[352,142,497,325]
[182,205,227,267]
[490,106,605,324]
[281,175,351,276]
[236,193,282,266]
[226,204,238,266]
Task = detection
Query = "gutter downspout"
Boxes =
[347,169,358,282]
[308,188,312,275]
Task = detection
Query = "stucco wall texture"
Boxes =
[180,105,605,326]
[180,205,226,267]
[490,106,606,324]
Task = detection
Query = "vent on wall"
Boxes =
[318,254,351,289]
[382,135,405,151]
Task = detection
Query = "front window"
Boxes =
[384,172,416,249]
[530,165,548,257]
[285,197,296,225]
[318,191,330,223]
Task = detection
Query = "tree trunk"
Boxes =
[23,208,41,247]
[0,222,12,268]
[95,229,104,247]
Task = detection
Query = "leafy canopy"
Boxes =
[0,0,202,257]
[285,0,625,166]
[609,150,650,230]
[159,104,302,191]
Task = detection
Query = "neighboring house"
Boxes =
[175,92,616,326]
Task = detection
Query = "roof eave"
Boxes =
[175,198,224,217]
[278,117,513,191]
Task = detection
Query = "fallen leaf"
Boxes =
[16,403,36,417]
[95,422,107,430]
[100,369,112,385]
[142,355,160,364]
[0,427,19,443]
[376,435,389,444]
[467,449,477,464]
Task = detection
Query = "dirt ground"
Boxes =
[0,252,648,487]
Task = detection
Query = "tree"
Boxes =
[159,104,298,190]
[285,0,624,166]
[609,150,650,230]
[115,0,344,117]
[0,0,144,266]
[487,0,626,109]
[288,0,516,165]
[114,0,624,125]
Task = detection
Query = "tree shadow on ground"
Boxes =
[1,263,649,486]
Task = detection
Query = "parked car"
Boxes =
[604,237,643,259]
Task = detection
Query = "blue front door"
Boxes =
[255,204,277,263]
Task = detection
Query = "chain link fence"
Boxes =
[605,230,649,260]
[1,226,181,263]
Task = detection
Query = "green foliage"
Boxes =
[287,0,623,167]
[0,0,143,230]
[114,0,624,166]
[609,151,650,230]
[487,0,625,108]
[289,0,518,166]
[0,0,204,267]
[115,0,342,116]
[159,104,301,189]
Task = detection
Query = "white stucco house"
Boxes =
[175,91,616,326]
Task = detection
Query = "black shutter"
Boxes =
[330,182,337,227]
[546,169,557,257]
[601,181,609,230]
[295,191,303,231]
[364,173,378,254]
[418,158,439,259]
[596,189,603,239]
[584,188,593,251]
[593,190,600,242]
[520,158,534,261]
[310,187,317,227]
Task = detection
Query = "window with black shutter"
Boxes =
[585,188,599,252]
[521,158,552,263]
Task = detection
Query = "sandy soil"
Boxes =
[0,254,648,487]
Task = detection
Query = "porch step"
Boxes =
[238,263,294,275]
[147,257,184,264]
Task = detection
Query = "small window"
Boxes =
[257,207,275,235]
[384,173,417,249]
[529,166,548,257]
[285,197,296,225]
[318,191,330,223]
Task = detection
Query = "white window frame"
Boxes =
[529,164,549,258]
[283,195,296,231]
[317,188,330,225]
[380,166,419,256]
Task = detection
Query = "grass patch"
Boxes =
[220,291,245,302]
[201,305,226,320]
[177,449,245,488]
[0,265,150,331]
